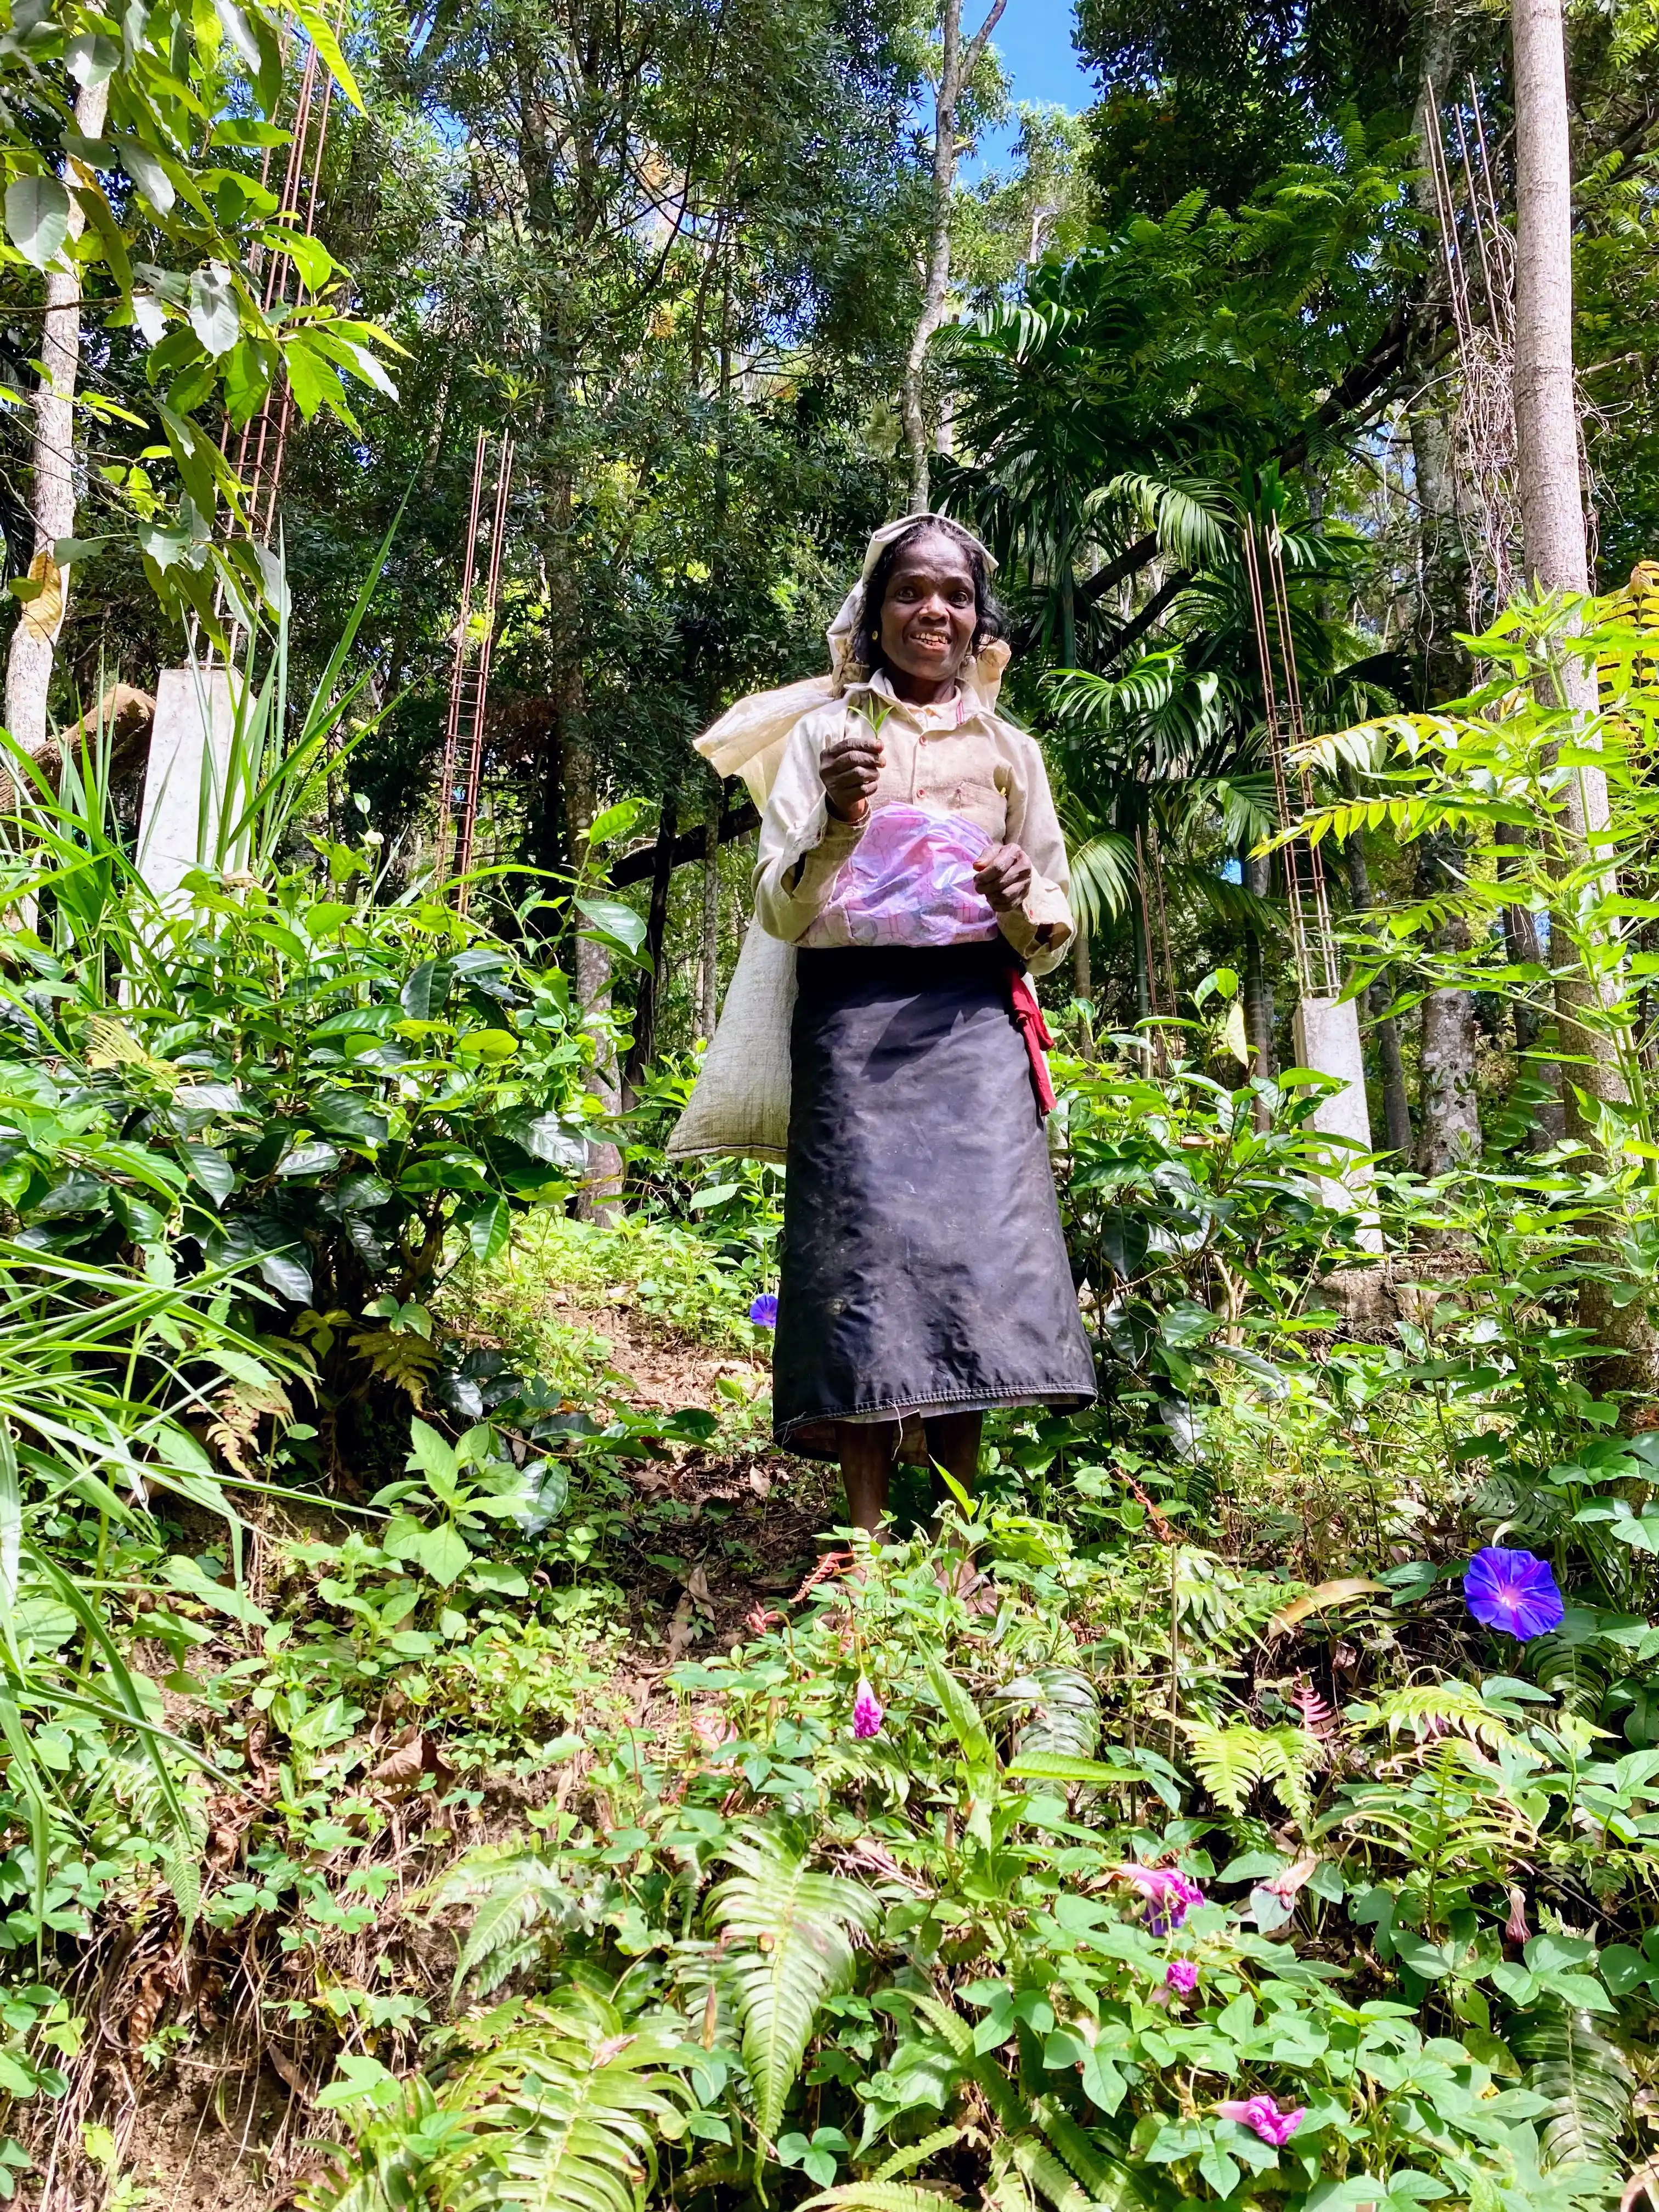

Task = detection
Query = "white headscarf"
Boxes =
[694,514,1011,807]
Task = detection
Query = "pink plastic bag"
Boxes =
[801,803,1001,949]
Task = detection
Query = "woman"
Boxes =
[753,514,1096,1532]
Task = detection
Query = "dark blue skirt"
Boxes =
[773,941,1096,1458]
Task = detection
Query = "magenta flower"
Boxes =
[853,1677,884,1739]
[1111,1863,1206,1931]
[1463,1548,1564,1641]
[749,1293,778,1328]
[1165,1959,1199,1995]
[1217,2095,1305,2147]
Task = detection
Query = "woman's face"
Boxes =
[877,531,978,690]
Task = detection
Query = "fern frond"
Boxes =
[869,2126,967,2183]
[804,2188,960,2212]
[447,2001,679,2212]
[1036,2103,1160,2212]
[1011,2133,1092,2212]
[1362,1681,1521,1751]
[906,1991,974,2059]
[1256,1726,1324,1822]
[1176,1720,1266,1813]
[445,1852,585,1997]
[708,1825,881,2140]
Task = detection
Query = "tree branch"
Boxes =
[610,801,759,888]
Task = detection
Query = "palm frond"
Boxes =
[992,1666,1102,1760]
[1512,2000,1633,2175]
[1068,832,1139,929]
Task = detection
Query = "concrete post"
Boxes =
[136,665,235,915]
[1293,995,1384,1252]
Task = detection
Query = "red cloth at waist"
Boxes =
[1007,970,1057,1116]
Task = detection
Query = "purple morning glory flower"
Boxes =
[1217,2095,1305,2147]
[1111,1864,1206,1932]
[749,1293,778,1329]
[853,1677,884,1739]
[1463,1547,1564,1641]
[1165,1959,1198,1995]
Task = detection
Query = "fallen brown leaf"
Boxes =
[363,1724,456,1798]
[1266,1850,1321,1901]
[665,1592,696,1660]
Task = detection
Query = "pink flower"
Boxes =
[853,1678,884,1739]
[1110,1863,1207,1931]
[1216,2095,1305,2148]
[1165,1959,1199,1995]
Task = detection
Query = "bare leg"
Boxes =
[838,1420,898,1536]
[923,1410,983,1516]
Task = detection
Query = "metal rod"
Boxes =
[436,429,488,884]
[1244,518,1344,1001]
[455,436,515,906]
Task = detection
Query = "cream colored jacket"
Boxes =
[751,670,1074,975]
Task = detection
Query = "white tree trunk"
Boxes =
[900,0,1006,514]
[1511,0,1654,1383]
[1513,0,1589,605]
[5,78,109,754]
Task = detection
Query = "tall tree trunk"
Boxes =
[1074,923,1093,1054]
[1512,0,1655,1390]
[1414,836,1483,1174]
[1407,14,1470,706]
[1243,848,1276,1132]
[1417,962,1482,1172]
[900,0,1006,512]
[1344,823,1413,1158]
[567,736,623,1221]
[698,781,721,1044]
[624,797,678,1098]
[5,78,110,755]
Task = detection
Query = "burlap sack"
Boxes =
[665,920,796,1163]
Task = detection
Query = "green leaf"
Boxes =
[499,1110,589,1171]
[5,176,69,269]
[115,137,176,214]
[406,1419,462,1491]
[400,959,452,1019]
[183,1144,236,1206]
[574,896,647,954]
[296,1,366,110]
[463,1196,511,1264]
[926,1662,996,1787]
[188,261,240,357]
[403,1521,472,1585]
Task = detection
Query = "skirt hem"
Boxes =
[777,1383,1094,1460]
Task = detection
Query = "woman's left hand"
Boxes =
[973,842,1034,914]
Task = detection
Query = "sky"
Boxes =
[969,0,1097,176]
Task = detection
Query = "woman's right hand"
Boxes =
[820,729,884,823]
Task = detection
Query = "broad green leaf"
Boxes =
[463,1195,511,1264]
[117,139,176,214]
[188,261,240,357]
[574,896,648,953]
[405,1521,472,1585]
[5,176,69,269]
